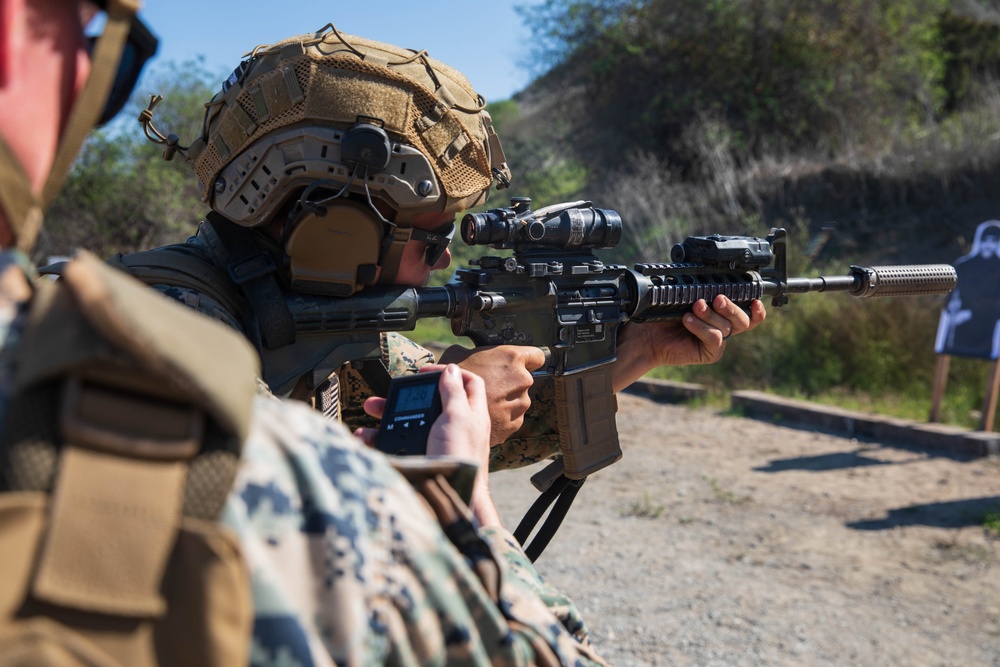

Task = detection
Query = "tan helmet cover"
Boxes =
[185,24,512,228]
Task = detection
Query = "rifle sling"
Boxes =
[355,358,392,398]
[512,473,585,563]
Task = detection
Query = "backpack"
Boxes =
[0,251,259,666]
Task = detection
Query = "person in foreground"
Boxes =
[0,1,609,664]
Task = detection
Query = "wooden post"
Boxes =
[930,355,950,423]
[980,357,1000,432]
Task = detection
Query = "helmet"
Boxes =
[141,24,511,295]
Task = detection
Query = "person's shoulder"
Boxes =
[153,284,245,333]
[108,234,247,332]
[236,396,409,507]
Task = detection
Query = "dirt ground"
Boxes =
[490,392,1000,667]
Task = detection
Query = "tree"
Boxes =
[37,58,222,264]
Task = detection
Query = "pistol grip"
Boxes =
[554,367,622,479]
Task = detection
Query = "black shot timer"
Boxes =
[375,370,444,456]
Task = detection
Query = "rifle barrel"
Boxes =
[773,264,956,299]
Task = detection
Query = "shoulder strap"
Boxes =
[108,243,246,321]
[202,212,296,350]
[354,358,392,398]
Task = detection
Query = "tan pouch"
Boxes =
[0,251,260,666]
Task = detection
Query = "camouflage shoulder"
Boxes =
[225,396,609,665]
[151,283,245,334]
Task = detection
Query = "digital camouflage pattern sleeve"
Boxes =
[224,395,609,666]
[338,332,437,431]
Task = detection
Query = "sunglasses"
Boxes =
[87,8,159,126]
[408,221,456,266]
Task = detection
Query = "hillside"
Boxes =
[495,0,1000,267]
[472,0,1000,429]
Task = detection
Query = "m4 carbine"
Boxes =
[268,198,956,555]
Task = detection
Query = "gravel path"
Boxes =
[490,393,1000,667]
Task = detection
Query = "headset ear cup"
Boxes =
[284,199,384,296]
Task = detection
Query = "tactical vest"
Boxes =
[103,213,393,419]
[0,251,259,666]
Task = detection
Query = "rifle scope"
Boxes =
[462,198,622,250]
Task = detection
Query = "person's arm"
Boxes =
[485,295,768,471]
[612,294,767,390]
[355,365,604,651]
[357,363,502,525]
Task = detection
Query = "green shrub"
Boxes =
[522,0,951,164]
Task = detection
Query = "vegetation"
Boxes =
[37,59,221,263]
[43,3,1000,431]
[985,509,1000,537]
[504,0,1000,431]
[621,491,666,518]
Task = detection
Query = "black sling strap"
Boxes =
[355,358,393,398]
[513,472,586,563]
[203,212,295,350]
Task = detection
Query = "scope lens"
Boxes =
[461,205,622,249]
[462,213,484,245]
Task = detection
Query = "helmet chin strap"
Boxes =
[6,0,137,253]
[376,226,412,286]
[0,135,42,249]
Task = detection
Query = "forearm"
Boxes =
[611,322,663,392]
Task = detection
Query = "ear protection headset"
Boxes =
[281,121,455,296]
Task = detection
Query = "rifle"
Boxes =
[265,197,956,556]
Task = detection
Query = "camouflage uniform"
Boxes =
[2,250,604,664]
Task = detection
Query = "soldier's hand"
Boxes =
[355,365,501,526]
[612,295,767,391]
[438,344,546,445]
[427,364,499,526]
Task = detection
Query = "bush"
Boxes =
[37,59,221,263]
[521,0,951,166]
